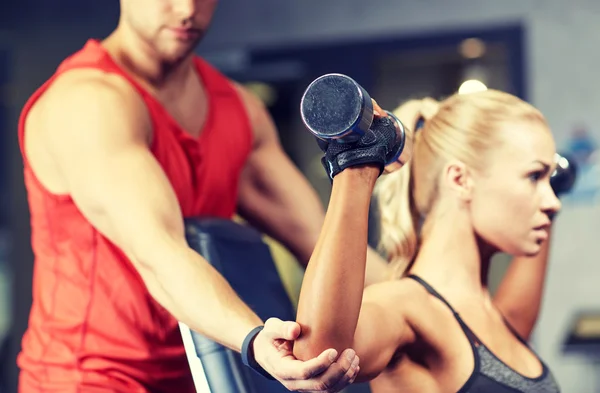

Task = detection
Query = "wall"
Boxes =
[3,0,600,391]
[201,0,600,147]
[204,3,600,391]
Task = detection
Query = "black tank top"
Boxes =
[407,275,561,393]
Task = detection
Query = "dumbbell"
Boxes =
[300,73,413,174]
[551,153,577,197]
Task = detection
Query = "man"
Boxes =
[16,0,391,392]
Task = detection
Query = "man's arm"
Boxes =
[234,86,390,284]
[35,73,262,351]
[493,231,552,341]
[234,85,324,265]
[27,71,357,391]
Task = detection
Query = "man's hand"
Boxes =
[254,318,360,392]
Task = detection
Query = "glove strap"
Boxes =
[321,149,386,180]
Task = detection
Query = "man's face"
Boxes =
[121,0,219,63]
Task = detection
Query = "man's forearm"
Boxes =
[140,244,263,352]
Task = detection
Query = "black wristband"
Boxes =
[241,326,275,380]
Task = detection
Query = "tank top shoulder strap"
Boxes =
[405,274,482,343]
[57,39,152,100]
[499,313,531,347]
[57,40,115,72]
[193,57,237,96]
[406,274,460,316]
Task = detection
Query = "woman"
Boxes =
[293,90,562,392]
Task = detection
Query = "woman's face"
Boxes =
[469,120,561,256]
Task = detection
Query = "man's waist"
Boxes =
[18,357,194,393]
[18,338,190,384]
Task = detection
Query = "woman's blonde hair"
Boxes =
[375,89,545,278]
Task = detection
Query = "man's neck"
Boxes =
[102,27,195,89]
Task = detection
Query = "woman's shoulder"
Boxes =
[363,277,432,315]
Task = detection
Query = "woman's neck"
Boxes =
[408,210,494,300]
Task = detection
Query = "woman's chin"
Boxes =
[520,242,542,258]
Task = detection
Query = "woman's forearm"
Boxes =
[294,166,380,360]
[493,227,552,339]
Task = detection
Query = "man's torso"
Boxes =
[17,39,253,392]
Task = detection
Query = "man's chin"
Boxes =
[160,40,201,64]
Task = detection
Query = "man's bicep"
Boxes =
[46,78,186,266]
[68,145,185,260]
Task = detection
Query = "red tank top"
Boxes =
[17,39,253,392]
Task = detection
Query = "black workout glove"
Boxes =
[317,116,403,180]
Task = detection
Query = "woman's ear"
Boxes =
[443,160,474,202]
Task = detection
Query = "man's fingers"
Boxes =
[298,348,355,380]
[282,321,301,340]
[258,322,360,392]
[322,354,360,392]
[349,366,360,384]
[274,338,290,353]
[276,348,339,382]
[278,349,359,393]
[298,348,341,379]
[262,318,301,341]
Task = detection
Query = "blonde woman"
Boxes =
[294,90,562,393]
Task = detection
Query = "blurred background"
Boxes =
[1,0,600,392]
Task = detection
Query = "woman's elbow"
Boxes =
[293,339,322,362]
[292,328,353,361]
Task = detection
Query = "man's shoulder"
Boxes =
[50,68,139,101]
[36,69,146,122]
[26,68,150,148]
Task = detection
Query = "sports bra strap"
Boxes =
[406,274,460,315]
